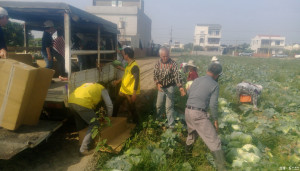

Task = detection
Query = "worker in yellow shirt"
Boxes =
[68,82,113,156]
[112,47,140,124]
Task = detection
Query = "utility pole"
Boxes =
[169,26,172,53]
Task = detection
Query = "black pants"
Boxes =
[53,50,66,77]
[112,93,139,124]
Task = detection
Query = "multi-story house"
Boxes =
[171,41,184,49]
[251,35,285,55]
[193,24,222,51]
[86,0,151,55]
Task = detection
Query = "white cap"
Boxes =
[211,56,219,62]
[0,7,8,16]
[44,20,54,27]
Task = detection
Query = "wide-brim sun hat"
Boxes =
[186,60,197,68]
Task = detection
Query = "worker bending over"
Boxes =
[236,82,263,109]
[68,82,113,156]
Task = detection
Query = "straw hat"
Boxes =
[186,60,197,68]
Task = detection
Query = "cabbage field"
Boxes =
[97,55,300,171]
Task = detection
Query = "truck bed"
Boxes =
[0,120,63,160]
[45,78,68,104]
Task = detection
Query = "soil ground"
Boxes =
[0,57,160,171]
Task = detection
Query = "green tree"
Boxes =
[3,21,25,47]
[184,43,193,51]
[193,45,204,51]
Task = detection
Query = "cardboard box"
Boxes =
[8,53,33,66]
[0,59,54,130]
[78,117,135,152]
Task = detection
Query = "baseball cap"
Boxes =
[208,63,222,75]
[44,20,54,27]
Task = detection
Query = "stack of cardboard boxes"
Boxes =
[0,59,54,130]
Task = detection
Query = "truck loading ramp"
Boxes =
[0,120,63,160]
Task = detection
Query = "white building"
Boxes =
[171,41,184,49]
[251,35,285,55]
[285,43,300,51]
[193,24,222,51]
[86,0,151,54]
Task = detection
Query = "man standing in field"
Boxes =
[68,82,113,155]
[112,47,140,124]
[154,46,186,128]
[185,63,226,171]
[0,7,8,59]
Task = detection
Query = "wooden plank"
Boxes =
[0,120,63,160]
[78,117,135,153]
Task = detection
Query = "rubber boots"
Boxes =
[185,144,193,160]
[212,150,226,171]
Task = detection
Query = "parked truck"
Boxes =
[0,1,130,160]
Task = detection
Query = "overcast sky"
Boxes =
[14,0,300,45]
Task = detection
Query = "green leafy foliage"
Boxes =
[91,107,113,153]
[97,55,300,170]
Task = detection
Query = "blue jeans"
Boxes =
[41,51,53,69]
[156,85,176,127]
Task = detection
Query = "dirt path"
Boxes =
[0,57,160,171]
[136,57,158,91]
[135,57,159,113]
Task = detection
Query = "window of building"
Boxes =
[275,40,280,45]
[118,1,123,7]
[216,31,219,35]
[208,38,220,44]
[112,1,116,7]
[261,39,270,45]
[200,38,204,43]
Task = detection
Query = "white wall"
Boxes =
[194,26,209,46]
[86,6,138,35]
[137,11,151,49]
[194,25,221,47]
[251,35,286,53]
[86,6,151,49]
